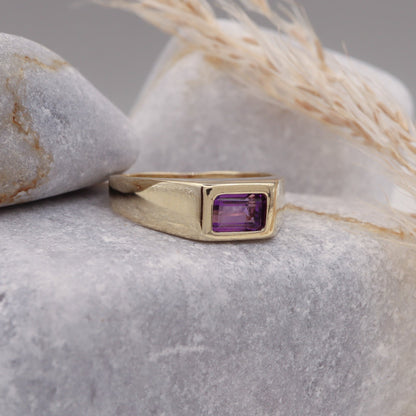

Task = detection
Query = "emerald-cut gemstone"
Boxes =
[212,193,267,233]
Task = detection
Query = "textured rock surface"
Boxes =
[0,186,415,416]
[0,33,139,207]
[130,21,413,205]
[1,23,416,416]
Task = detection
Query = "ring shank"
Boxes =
[115,171,275,180]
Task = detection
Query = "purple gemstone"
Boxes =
[212,193,267,233]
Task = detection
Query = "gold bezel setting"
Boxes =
[201,183,279,241]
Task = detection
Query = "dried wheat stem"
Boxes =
[100,0,416,242]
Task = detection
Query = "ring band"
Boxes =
[109,172,284,241]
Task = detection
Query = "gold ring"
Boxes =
[109,172,284,242]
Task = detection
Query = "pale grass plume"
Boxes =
[100,0,416,243]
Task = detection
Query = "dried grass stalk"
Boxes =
[99,0,416,243]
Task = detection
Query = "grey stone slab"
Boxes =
[0,33,139,208]
[0,185,415,416]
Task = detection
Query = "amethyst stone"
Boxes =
[212,193,267,233]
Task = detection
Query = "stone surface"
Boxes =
[130,21,414,205]
[0,33,139,207]
[1,22,416,416]
[0,185,415,416]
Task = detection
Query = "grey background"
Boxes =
[0,0,415,114]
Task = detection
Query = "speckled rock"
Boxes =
[130,21,413,205]
[0,33,139,207]
[1,23,416,416]
[0,186,415,416]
